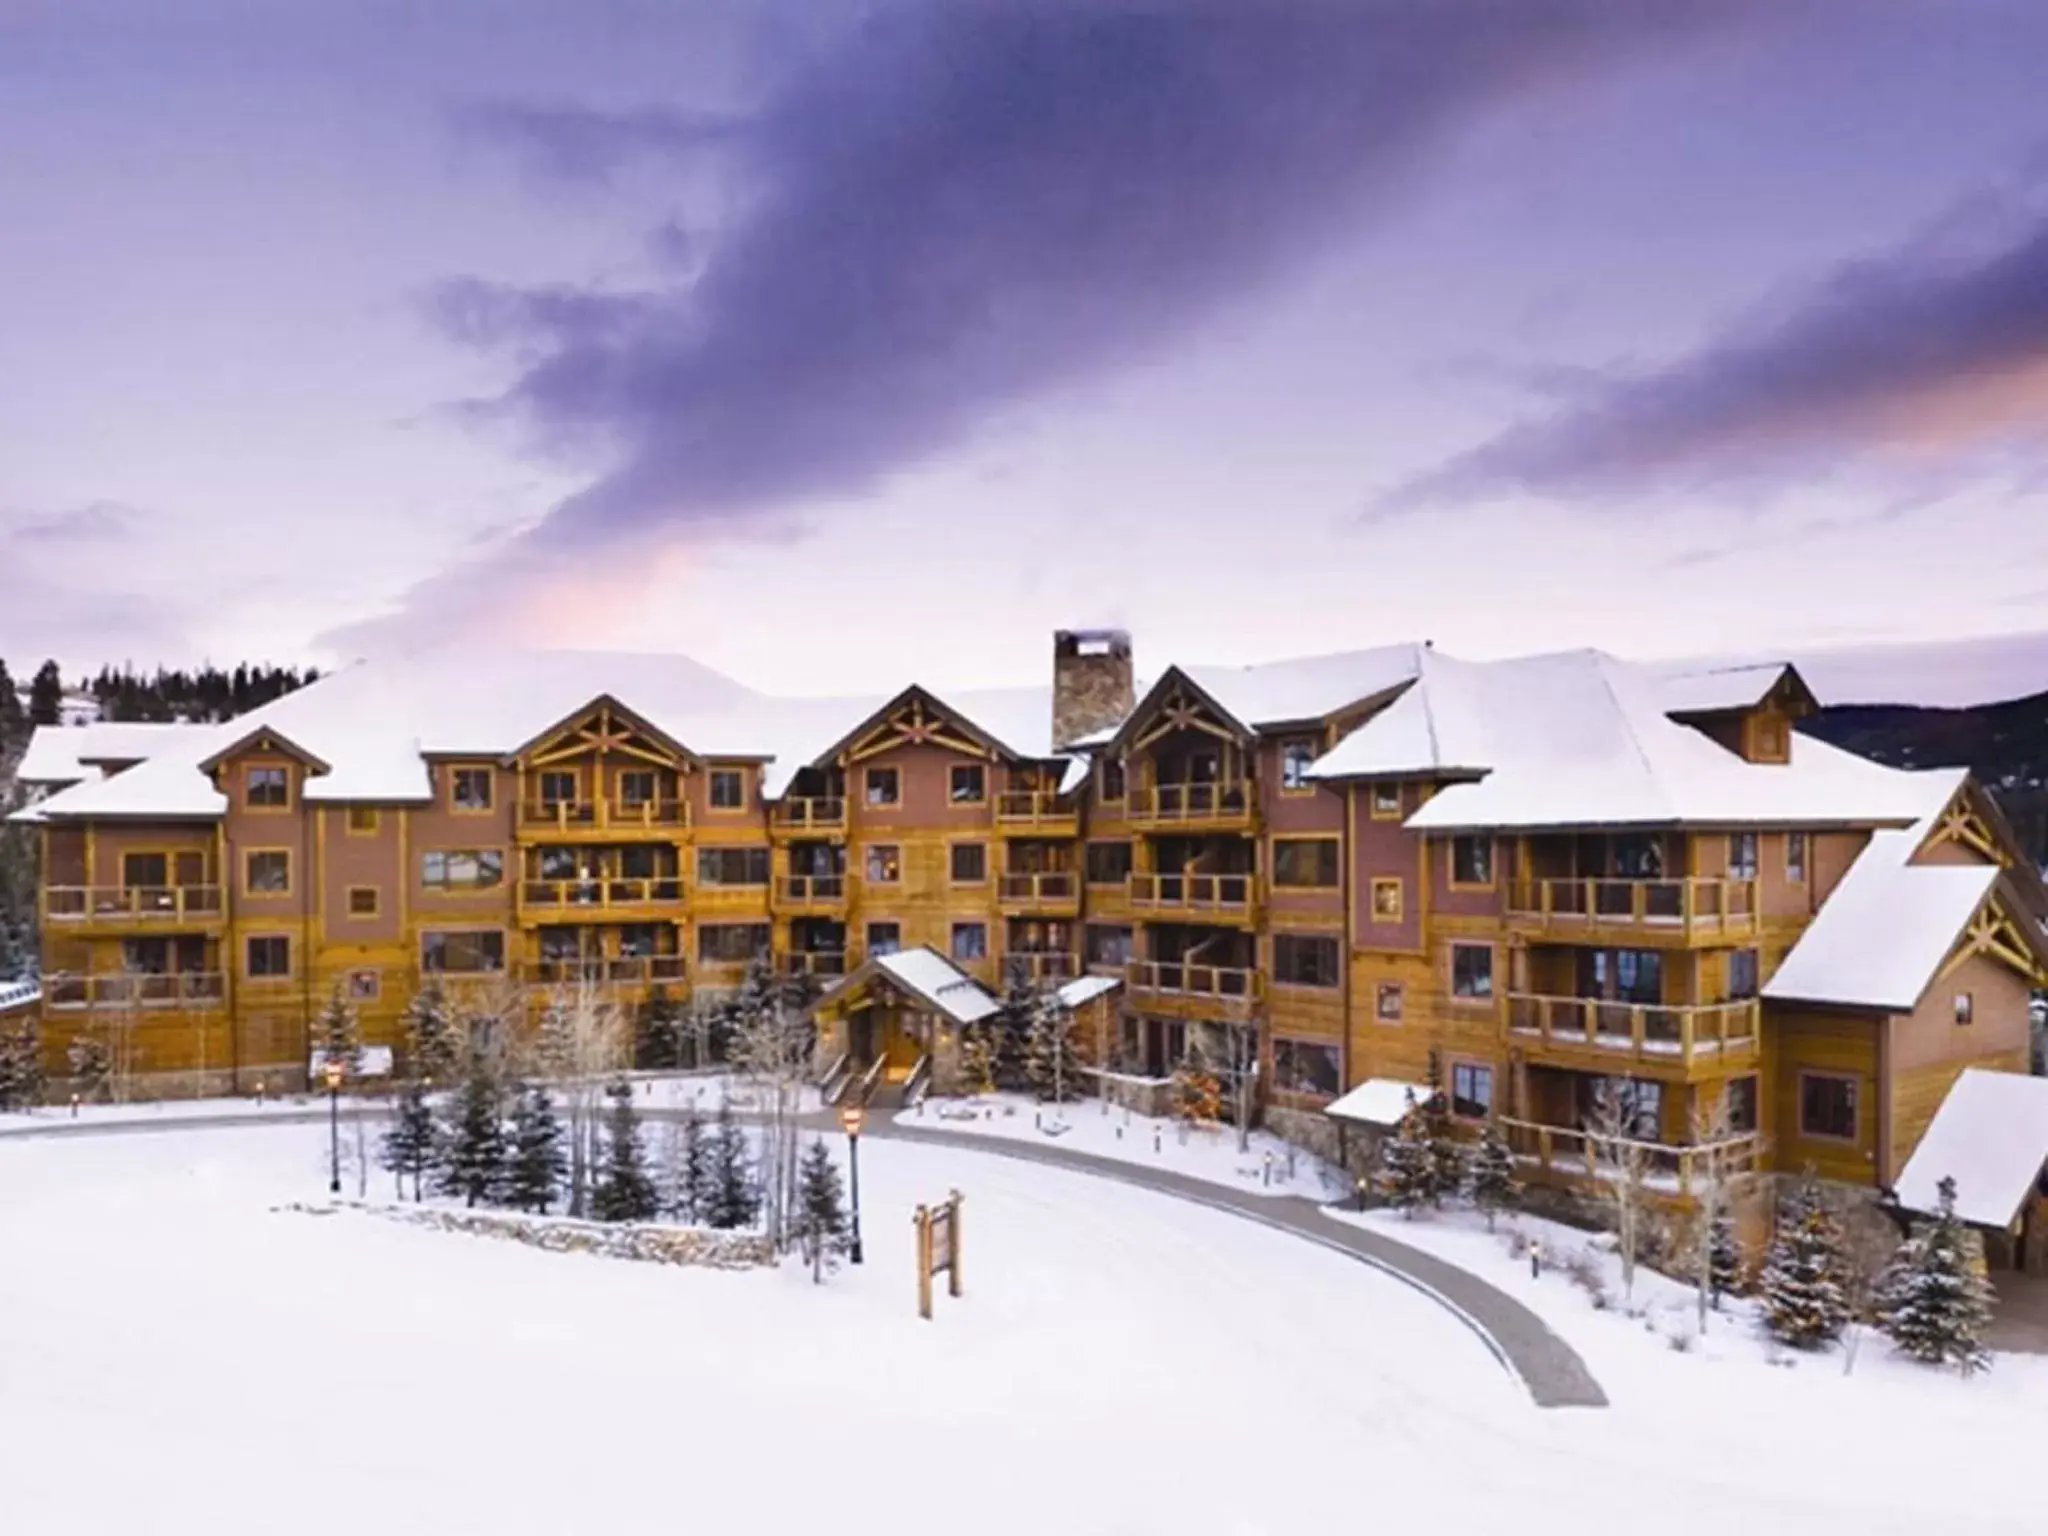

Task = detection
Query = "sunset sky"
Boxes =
[5,1,2048,694]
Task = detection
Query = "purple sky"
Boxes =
[5,0,2048,694]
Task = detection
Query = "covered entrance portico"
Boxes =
[811,946,1001,1100]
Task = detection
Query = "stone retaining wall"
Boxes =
[285,1201,777,1269]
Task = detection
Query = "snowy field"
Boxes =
[3,1124,2043,1535]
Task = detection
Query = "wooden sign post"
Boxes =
[915,1188,964,1320]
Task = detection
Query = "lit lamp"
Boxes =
[840,1102,866,1264]
[324,1057,344,1195]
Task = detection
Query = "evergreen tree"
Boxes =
[1025,988,1085,1104]
[703,1102,760,1230]
[671,1102,710,1223]
[533,997,575,1081]
[1419,1050,1464,1207]
[507,1083,568,1215]
[1878,1175,1993,1375]
[27,661,62,727]
[592,1078,659,1222]
[1468,1123,1519,1231]
[66,1035,112,1103]
[1708,1213,1743,1306]
[380,1081,437,1202]
[0,659,23,750]
[401,983,461,1085]
[0,1026,20,1111]
[638,985,682,1070]
[957,1020,997,1096]
[990,974,1035,1089]
[794,1139,850,1283]
[1377,1091,1435,1217]
[1761,1174,1850,1350]
[439,1050,507,1208]
[312,982,363,1081]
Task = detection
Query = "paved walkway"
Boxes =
[0,1100,1607,1409]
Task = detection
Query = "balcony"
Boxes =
[529,954,686,990]
[778,874,849,914]
[1506,993,1761,1074]
[1125,958,1260,1021]
[45,971,226,1013]
[771,797,848,835]
[994,791,1079,836]
[1002,951,1078,984]
[518,798,689,837]
[1499,1117,1762,1201]
[997,870,1081,916]
[1129,871,1255,923]
[1127,781,1253,831]
[780,950,849,980]
[518,876,684,919]
[1505,878,1759,944]
[43,885,225,930]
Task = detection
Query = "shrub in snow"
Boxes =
[794,1139,851,1283]
[1877,1175,1994,1376]
[66,1035,112,1103]
[0,1018,43,1110]
[1169,1054,1222,1128]
[592,1078,660,1223]
[1561,1247,1609,1310]
[1761,1174,1849,1351]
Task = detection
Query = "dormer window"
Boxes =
[246,766,288,809]
[452,767,493,811]
[1280,739,1317,792]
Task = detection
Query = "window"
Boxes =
[950,843,987,884]
[421,930,505,974]
[122,851,168,888]
[1100,759,1126,801]
[1799,1072,1858,1142]
[1590,1077,1662,1139]
[1272,837,1339,888]
[1451,943,1494,1001]
[1754,719,1786,761]
[697,847,770,885]
[709,769,745,809]
[347,886,379,917]
[866,922,901,956]
[1375,982,1404,1022]
[1728,831,1759,879]
[1726,1076,1758,1135]
[1451,835,1494,886]
[1727,948,1760,1001]
[346,806,379,835]
[245,850,290,895]
[1273,934,1340,989]
[864,767,899,807]
[951,922,988,962]
[347,968,380,1003]
[1370,877,1403,922]
[864,845,901,884]
[1371,782,1402,819]
[618,770,656,808]
[538,771,577,807]
[451,768,493,811]
[245,765,288,808]
[1954,992,1974,1026]
[422,850,504,890]
[1273,1039,1341,1099]
[246,934,290,978]
[1084,924,1133,967]
[122,936,170,973]
[1451,1062,1493,1120]
[1085,841,1133,885]
[1786,831,1807,884]
[1280,738,1317,791]
[698,923,770,964]
[950,764,986,804]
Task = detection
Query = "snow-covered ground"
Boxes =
[895,1091,1350,1199]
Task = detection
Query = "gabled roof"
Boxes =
[1651,660,1818,718]
[1325,1078,1436,1128]
[814,946,1001,1026]
[1894,1068,2048,1228]
[508,692,701,768]
[1103,665,1254,753]
[198,724,331,775]
[14,722,207,787]
[1057,974,1121,1010]
[1182,643,1423,730]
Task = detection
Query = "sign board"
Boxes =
[914,1189,964,1320]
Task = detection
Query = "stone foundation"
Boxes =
[1092,1071,1174,1119]
[297,1202,778,1269]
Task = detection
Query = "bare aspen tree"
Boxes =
[1199,1020,1259,1154]
[529,975,627,1218]
[1686,1091,1749,1334]
[1836,1198,1901,1377]
[731,966,814,1253]
[1586,1078,1653,1304]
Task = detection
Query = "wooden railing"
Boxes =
[1003,952,1078,983]
[1506,993,1760,1066]
[772,797,847,831]
[520,876,684,909]
[44,886,224,924]
[904,1053,933,1108]
[45,971,226,1012]
[530,955,686,987]
[997,871,1079,905]
[994,790,1076,827]
[1129,871,1254,915]
[1505,877,1759,937]
[1498,1116,1762,1200]
[518,798,688,832]
[780,950,849,979]
[1127,781,1253,826]
[779,874,848,905]
[1126,959,1259,1012]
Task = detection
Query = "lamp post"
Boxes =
[840,1102,865,1265]
[324,1057,344,1195]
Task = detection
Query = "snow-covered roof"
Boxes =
[1309,648,1943,832]
[1763,772,1996,1011]
[1325,1078,1435,1128]
[870,948,1001,1025]
[1650,661,1796,716]
[1894,1068,2048,1228]
[0,979,40,1015]
[14,722,208,786]
[1183,643,1422,729]
[1057,974,1121,1010]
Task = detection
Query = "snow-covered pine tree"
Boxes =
[66,1034,111,1103]
[592,1078,660,1223]
[1878,1175,1994,1375]
[14,1020,43,1109]
[1420,1050,1465,1207]
[1709,1213,1743,1306]
[991,973,1035,1090]
[380,1080,437,1201]
[1468,1122,1519,1230]
[1761,1173,1850,1350]
[312,982,363,1081]
[401,982,461,1085]
[638,985,683,1070]
[957,1021,997,1097]
[671,1102,710,1223]
[1377,1090,1435,1218]
[0,1025,19,1111]
[794,1139,851,1283]
[440,1050,507,1208]
[1026,987,1086,1104]
[703,1101,760,1230]
[506,1083,568,1215]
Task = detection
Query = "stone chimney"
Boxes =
[1052,629,1135,750]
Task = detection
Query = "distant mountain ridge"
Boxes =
[1664,629,2048,711]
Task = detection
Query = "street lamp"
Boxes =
[840,1102,865,1265]
[324,1057,344,1195]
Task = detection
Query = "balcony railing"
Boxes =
[530,955,686,988]
[772,797,847,832]
[1506,993,1761,1067]
[1002,952,1078,983]
[1129,871,1254,917]
[997,871,1079,908]
[1505,878,1758,938]
[1126,959,1260,1015]
[44,886,224,925]
[779,873,848,906]
[1127,781,1253,826]
[518,798,688,832]
[520,876,684,909]
[994,790,1077,829]
[45,971,226,1012]
[780,950,849,979]
[1498,1117,1762,1200]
